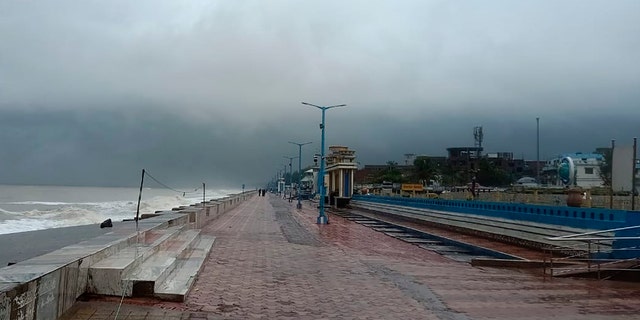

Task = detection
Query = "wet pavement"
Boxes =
[61,194,640,319]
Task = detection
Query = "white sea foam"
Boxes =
[0,185,238,235]
[4,201,74,206]
[0,218,61,234]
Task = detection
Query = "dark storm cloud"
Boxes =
[0,1,639,186]
[0,108,320,187]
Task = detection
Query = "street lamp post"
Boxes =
[302,102,346,224]
[289,141,312,209]
[281,165,287,197]
[536,117,540,185]
[283,156,298,202]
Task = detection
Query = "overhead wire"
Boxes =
[115,169,203,319]
[143,170,189,194]
[143,170,205,197]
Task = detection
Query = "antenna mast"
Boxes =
[473,126,483,158]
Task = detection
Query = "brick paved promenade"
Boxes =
[61,194,640,319]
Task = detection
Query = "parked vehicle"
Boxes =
[514,177,539,188]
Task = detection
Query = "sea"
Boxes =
[0,185,239,235]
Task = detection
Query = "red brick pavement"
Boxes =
[62,194,640,319]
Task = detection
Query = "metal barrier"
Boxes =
[545,225,640,280]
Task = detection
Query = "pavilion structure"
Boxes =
[325,145,358,208]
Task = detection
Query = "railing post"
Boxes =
[587,241,592,272]
[549,248,554,278]
[544,248,551,278]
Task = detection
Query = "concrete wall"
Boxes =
[0,192,255,320]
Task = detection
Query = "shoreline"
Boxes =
[0,221,123,267]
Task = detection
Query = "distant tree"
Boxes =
[476,159,512,186]
[412,156,439,185]
[291,171,301,184]
[440,164,465,186]
[376,161,404,183]
[598,149,612,187]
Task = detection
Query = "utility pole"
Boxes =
[289,141,312,209]
[536,117,540,184]
[633,137,637,211]
[610,139,615,209]
[283,156,298,202]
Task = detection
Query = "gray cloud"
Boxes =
[0,1,638,187]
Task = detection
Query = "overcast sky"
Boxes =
[1,1,639,188]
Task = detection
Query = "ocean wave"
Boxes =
[0,211,17,220]
[22,206,104,221]
[0,194,214,235]
[0,218,64,234]
[4,201,73,206]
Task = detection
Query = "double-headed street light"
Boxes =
[289,141,312,209]
[302,102,346,224]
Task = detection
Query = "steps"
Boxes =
[87,225,215,301]
[155,235,216,301]
[352,200,615,251]
[0,192,250,320]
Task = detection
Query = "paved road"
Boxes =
[61,194,640,319]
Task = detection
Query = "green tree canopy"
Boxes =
[598,149,612,187]
[376,161,404,183]
[476,158,512,187]
[412,156,439,184]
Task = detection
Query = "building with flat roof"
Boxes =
[542,152,605,188]
[446,147,483,168]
